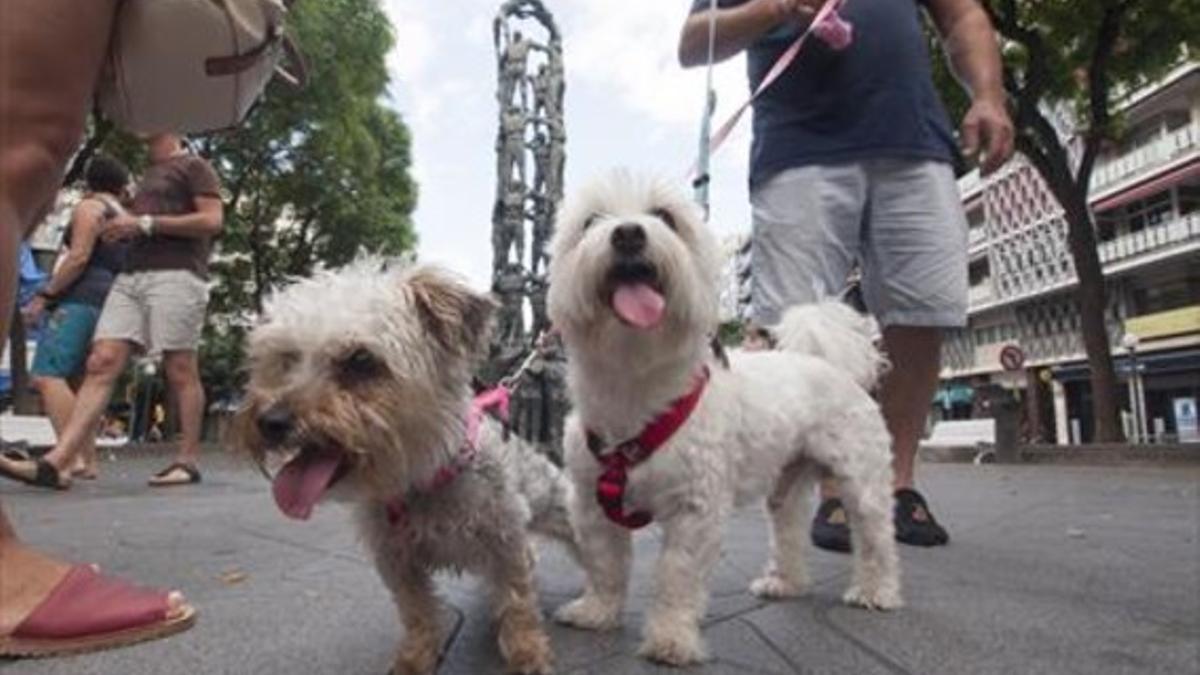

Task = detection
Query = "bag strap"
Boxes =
[204,12,307,89]
[274,33,308,88]
[205,24,278,76]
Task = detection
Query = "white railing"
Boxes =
[968,224,988,249]
[1097,212,1200,265]
[1090,123,1198,194]
[958,169,983,199]
[967,283,994,307]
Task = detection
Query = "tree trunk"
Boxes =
[1061,195,1123,443]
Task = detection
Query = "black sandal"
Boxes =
[0,456,69,490]
[148,462,201,487]
[1,440,32,462]
[810,497,852,553]
[894,488,949,547]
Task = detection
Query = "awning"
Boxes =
[1051,348,1200,382]
[1092,157,1200,213]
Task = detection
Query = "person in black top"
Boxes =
[23,155,131,480]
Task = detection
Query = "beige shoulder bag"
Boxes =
[97,0,306,135]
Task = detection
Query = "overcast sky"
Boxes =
[380,0,753,288]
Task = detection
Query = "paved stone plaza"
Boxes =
[1,451,1196,674]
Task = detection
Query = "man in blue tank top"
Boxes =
[680,0,1012,551]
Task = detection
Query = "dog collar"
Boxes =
[386,386,512,527]
[584,367,710,529]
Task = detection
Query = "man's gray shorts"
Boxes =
[93,270,210,353]
[750,159,968,328]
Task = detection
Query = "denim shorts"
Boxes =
[30,301,102,379]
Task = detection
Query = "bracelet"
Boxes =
[138,215,155,236]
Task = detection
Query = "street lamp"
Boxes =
[1121,333,1145,443]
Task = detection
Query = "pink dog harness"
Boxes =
[584,368,711,530]
[385,386,512,526]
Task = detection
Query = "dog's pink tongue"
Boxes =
[612,283,665,329]
[272,448,342,521]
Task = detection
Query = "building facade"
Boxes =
[942,63,1200,444]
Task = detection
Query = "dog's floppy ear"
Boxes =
[407,267,497,358]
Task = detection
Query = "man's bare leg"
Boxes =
[163,351,204,467]
[813,325,949,550]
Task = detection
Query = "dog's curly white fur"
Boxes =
[547,171,901,666]
[231,261,578,675]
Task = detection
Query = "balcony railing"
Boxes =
[1090,123,1198,194]
[1097,212,1200,265]
[967,283,994,307]
[967,224,988,249]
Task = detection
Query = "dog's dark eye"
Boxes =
[337,347,386,384]
[651,207,677,231]
[583,213,600,230]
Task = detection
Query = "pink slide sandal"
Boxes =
[0,565,196,658]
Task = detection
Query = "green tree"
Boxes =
[931,1,1199,442]
[200,0,417,400]
[47,0,417,404]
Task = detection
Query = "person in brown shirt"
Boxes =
[27,133,223,488]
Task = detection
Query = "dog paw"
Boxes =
[499,625,554,675]
[503,638,553,675]
[392,634,441,675]
[393,654,438,675]
[553,595,621,631]
[842,584,902,611]
[637,626,707,666]
[749,573,807,599]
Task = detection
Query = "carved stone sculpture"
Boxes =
[489,0,567,456]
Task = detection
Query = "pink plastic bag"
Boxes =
[813,0,853,50]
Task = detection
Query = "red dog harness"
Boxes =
[386,386,513,526]
[585,368,710,529]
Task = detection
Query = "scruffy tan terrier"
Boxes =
[231,260,577,675]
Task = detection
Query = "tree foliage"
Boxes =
[65,0,418,402]
[196,0,417,399]
[928,0,1199,442]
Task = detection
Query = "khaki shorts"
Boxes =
[93,270,210,353]
[750,159,969,328]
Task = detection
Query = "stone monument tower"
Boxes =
[487,0,567,455]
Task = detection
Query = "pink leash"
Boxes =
[467,385,512,446]
[386,386,512,526]
[690,0,851,179]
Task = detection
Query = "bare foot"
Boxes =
[0,538,72,638]
[71,460,99,480]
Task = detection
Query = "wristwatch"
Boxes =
[137,215,155,236]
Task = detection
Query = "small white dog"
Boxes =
[547,171,901,666]
[232,261,578,675]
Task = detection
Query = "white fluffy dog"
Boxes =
[547,171,901,666]
[232,261,578,675]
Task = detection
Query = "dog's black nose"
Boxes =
[610,223,646,255]
[257,404,294,445]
